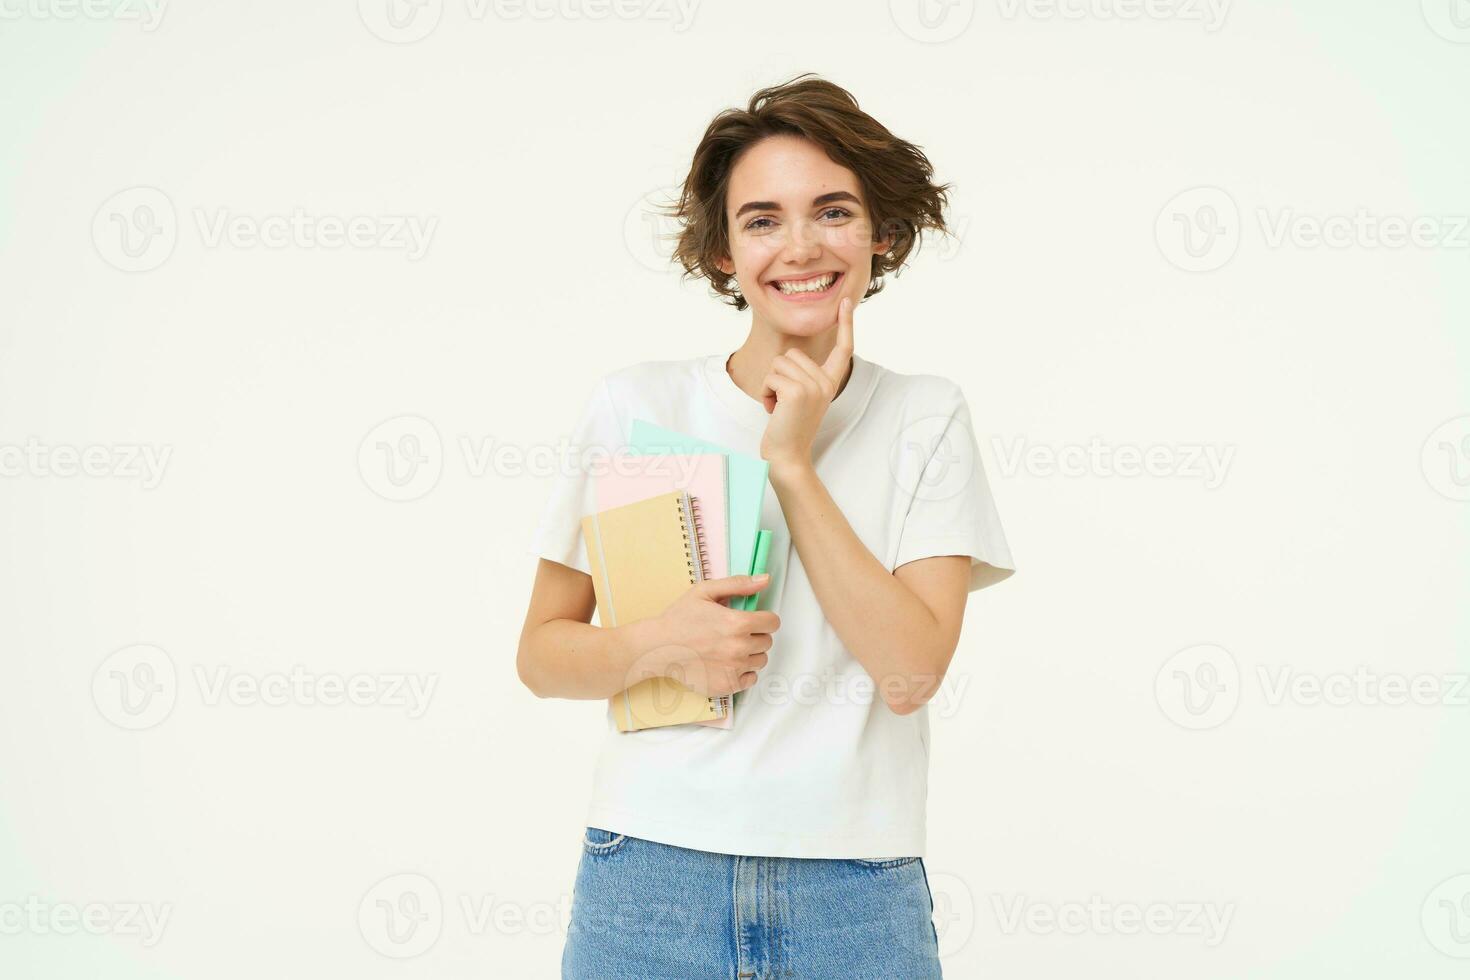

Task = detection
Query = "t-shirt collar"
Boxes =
[701,348,875,434]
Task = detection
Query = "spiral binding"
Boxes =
[688,495,711,583]
[678,491,728,718]
[676,492,712,584]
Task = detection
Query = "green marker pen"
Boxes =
[741,529,772,611]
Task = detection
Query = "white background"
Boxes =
[2,1,1468,977]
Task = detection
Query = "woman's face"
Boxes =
[718,135,888,339]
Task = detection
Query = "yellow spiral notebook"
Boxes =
[580,489,724,732]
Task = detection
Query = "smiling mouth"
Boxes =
[767,271,842,299]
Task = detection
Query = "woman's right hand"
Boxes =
[644,574,781,696]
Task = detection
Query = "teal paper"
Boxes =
[628,419,769,584]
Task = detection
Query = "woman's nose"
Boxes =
[778,221,821,259]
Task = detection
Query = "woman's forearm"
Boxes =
[517,615,668,700]
[768,458,950,712]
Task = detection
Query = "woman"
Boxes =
[518,74,1015,979]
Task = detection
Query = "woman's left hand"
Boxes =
[760,296,855,473]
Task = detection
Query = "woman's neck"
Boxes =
[725,321,853,404]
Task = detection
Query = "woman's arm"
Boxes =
[769,462,970,715]
[755,298,971,715]
[517,558,778,700]
[517,559,668,700]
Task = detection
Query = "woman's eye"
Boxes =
[744,208,850,232]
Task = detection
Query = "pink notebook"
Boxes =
[594,453,734,729]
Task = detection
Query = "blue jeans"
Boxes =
[562,828,943,979]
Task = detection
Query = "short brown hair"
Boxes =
[666,73,952,311]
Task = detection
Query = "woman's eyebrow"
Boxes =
[733,191,860,219]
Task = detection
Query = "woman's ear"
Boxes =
[871,226,893,257]
[716,254,734,276]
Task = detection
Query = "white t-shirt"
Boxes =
[526,350,1015,859]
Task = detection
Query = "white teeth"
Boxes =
[774,273,836,295]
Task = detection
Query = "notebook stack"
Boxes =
[579,419,772,733]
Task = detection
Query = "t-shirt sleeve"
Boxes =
[525,376,624,576]
[892,384,1016,592]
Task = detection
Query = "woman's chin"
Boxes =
[764,305,842,336]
